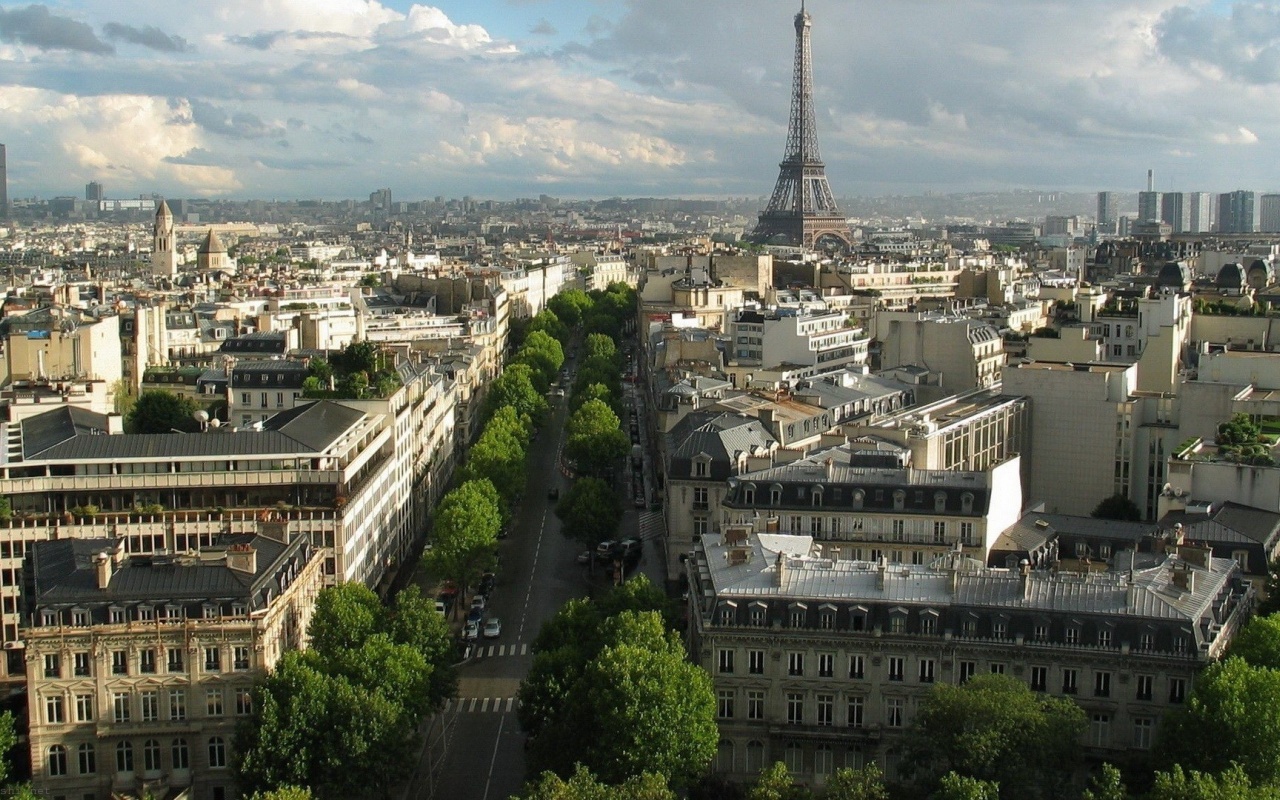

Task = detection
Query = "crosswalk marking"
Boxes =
[443,697,520,714]
[498,645,506,656]
[638,510,666,543]
[472,643,529,659]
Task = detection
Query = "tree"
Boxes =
[307,582,383,655]
[823,764,889,800]
[565,400,630,478]
[301,340,401,400]
[571,382,623,420]
[529,308,569,344]
[1260,559,1280,616]
[548,289,595,330]
[905,674,1086,797]
[1227,613,1280,669]
[555,477,622,550]
[248,788,315,800]
[748,762,811,800]
[427,480,501,599]
[932,773,999,800]
[520,765,674,800]
[386,585,457,710]
[1082,764,1128,800]
[126,389,203,433]
[1160,657,1280,784]
[1091,493,1142,522]
[516,330,566,390]
[583,332,620,365]
[483,364,549,426]
[1146,764,1279,800]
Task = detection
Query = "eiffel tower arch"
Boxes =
[752,2,850,250]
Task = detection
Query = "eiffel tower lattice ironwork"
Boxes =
[753,2,850,249]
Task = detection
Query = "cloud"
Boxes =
[1156,3,1280,85]
[102,22,190,53]
[163,147,223,167]
[256,155,354,170]
[531,19,557,36]
[0,5,113,54]
[189,100,285,140]
[1212,126,1260,145]
[227,30,283,50]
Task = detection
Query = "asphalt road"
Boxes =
[404,371,667,800]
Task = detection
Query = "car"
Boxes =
[548,487,560,501]
[438,582,459,600]
[471,594,487,612]
[634,496,646,508]
[619,538,642,557]
[576,550,592,565]
[479,573,496,596]
[483,618,502,638]
[463,621,480,641]
[555,389,566,397]
[434,600,448,615]
[467,607,483,626]
[435,593,455,614]
[596,540,618,561]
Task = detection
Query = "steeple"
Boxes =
[150,199,177,277]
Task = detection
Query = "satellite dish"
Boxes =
[193,410,210,423]
[208,418,222,428]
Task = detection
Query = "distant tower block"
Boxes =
[151,200,178,277]
[752,2,850,250]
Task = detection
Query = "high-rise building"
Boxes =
[1161,192,1189,233]
[753,3,849,249]
[1189,192,1213,233]
[1138,191,1162,222]
[1218,190,1256,234]
[369,188,391,212]
[84,181,104,203]
[0,143,7,217]
[1260,194,1280,233]
[1096,192,1117,232]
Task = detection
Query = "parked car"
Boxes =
[434,600,448,615]
[619,538,642,559]
[576,550,592,565]
[479,573,496,596]
[483,618,502,639]
[471,594,487,612]
[548,487,559,501]
[467,607,484,626]
[596,540,618,562]
[463,620,480,641]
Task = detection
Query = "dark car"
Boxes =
[548,487,559,501]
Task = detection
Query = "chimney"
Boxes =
[774,551,787,588]
[824,457,834,481]
[1020,559,1032,601]
[105,413,124,435]
[876,556,887,589]
[94,551,112,590]
[226,544,258,574]
[1147,169,1154,192]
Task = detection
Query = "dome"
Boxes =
[1156,261,1190,288]
[198,229,227,255]
[1216,262,1246,290]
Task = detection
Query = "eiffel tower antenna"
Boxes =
[752,1,850,250]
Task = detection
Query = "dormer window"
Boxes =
[693,458,709,478]
[961,493,975,513]
[852,490,864,510]
[770,485,783,505]
[811,487,823,507]
[893,491,906,511]
[934,491,947,512]
[743,484,756,505]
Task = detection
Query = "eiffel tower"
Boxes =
[753,2,850,249]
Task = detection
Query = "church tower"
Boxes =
[151,200,178,277]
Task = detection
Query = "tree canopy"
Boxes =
[427,479,501,598]
[483,363,549,427]
[519,765,675,800]
[302,340,402,400]
[565,400,630,478]
[1090,493,1142,522]
[904,674,1086,798]
[1227,612,1280,669]
[547,289,595,330]
[126,389,204,433]
[555,477,622,550]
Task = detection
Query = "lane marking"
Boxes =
[468,698,478,712]
[481,698,490,713]
[505,697,514,713]
[480,715,506,800]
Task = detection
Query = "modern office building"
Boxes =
[1096,192,1118,233]
[1260,194,1280,234]
[23,527,324,800]
[0,143,7,216]
[1218,190,1256,234]
[1161,193,1189,233]
[85,182,104,203]
[1189,192,1213,233]
[1137,191,1162,223]
[688,530,1252,784]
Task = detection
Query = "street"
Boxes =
[405,365,667,800]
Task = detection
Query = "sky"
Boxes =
[0,0,1278,201]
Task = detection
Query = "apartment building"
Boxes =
[728,309,871,380]
[24,527,324,800]
[717,442,1023,566]
[875,311,1005,393]
[688,531,1252,785]
[227,360,309,426]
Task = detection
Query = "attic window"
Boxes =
[893,491,906,511]
[743,484,756,505]
[812,486,823,507]
[934,491,947,512]
[770,485,782,505]
[852,490,864,510]
[693,459,708,478]
[961,493,975,513]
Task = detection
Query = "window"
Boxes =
[921,614,937,635]
[717,690,735,720]
[887,656,904,682]
[1094,671,1112,698]
[1169,678,1186,704]
[749,650,765,675]
[1064,627,1078,645]
[819,610,834,630]
[815,744,834,779]
[204,646,221,673]
[1098,629,1112,648]
[818,653,834,678]
[960,522,975,545]
[141,691,159,722]
[138,605,154,622]
[718,606,735,626]
[240,392,251,405]
[933,520,946,542]
[112,650,127,676]
[206,689,224,717]
[1133,717,1154,750]
[143,739,161,773]
[1136,675,1153,701]
[167,648,184,673]
[1091,713,1111,747]
[816,694,834,726]
[847,696,864,728]
[892,519,905,540]
[1062,669,1078,695]
[885,697,904,728]
[889,615,905,634]
[77,743,95,775]
[958,661,976,684]
[169,689,186,721]
[1035,624,1050,642]
[786,693,804,725]
[260,392,268,408]
[236,688,253,716]
[44,653,61,679]
[718,649,734,674]
[789,608,806,628]
[784,742,803,773]
[788,652,804,676]
[918,659,936,683]
[692,487,708,511]
[171,739,189,770]
[848,655,864,679]
[112,692,130,723]
[208,737,227,769]
[746,740,765,773]
[992,619,1007,639]
[747,691,765,721]
[48,745,67,777]
[139,648,156,674]
[73,652,90,677]
[1139,632,1155,651]
[1174,636,1188,654]
[750,606,767,627]
[75,694,93,722]
[45,695,65,724]
[990,662,1006,675]
[961,618,977,637]
[1030,666,1048,692]
[116,741,134,773]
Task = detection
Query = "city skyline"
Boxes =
[0,0,1278,200]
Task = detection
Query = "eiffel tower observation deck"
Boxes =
[753,2,851,250]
